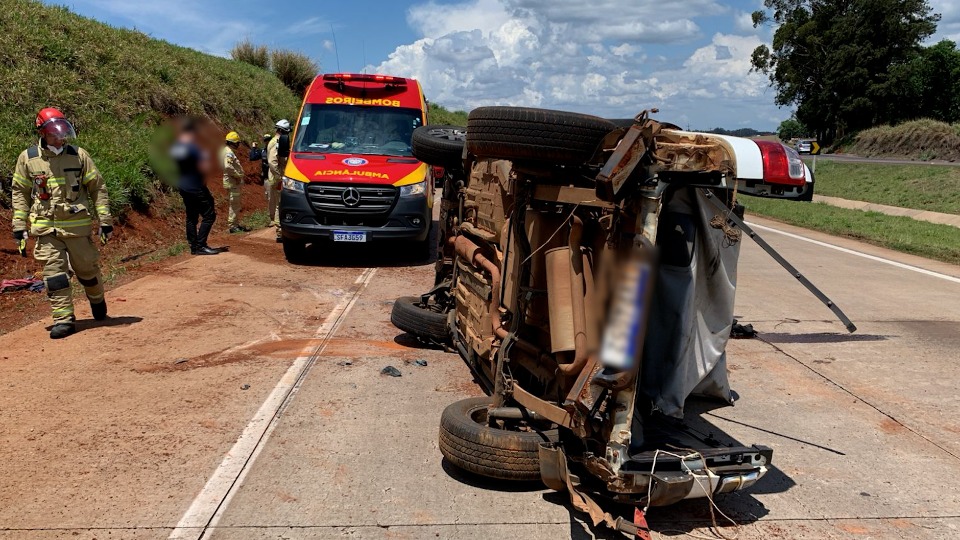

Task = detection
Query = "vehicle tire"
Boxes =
[391,296,449,341]
[282,237,307,263]
[467,106,615,165]
[412,125,466,168]
[439,397,559,481]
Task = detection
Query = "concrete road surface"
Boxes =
[1,213,959,539]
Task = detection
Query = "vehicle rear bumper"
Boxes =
[279,190,430,242]
[540,443,772,506]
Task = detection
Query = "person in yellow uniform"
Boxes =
[220,131,248,233]
[266,119,291,242]
[10,108,113,339]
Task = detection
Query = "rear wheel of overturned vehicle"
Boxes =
[390,295,449,342]
[466,106,615,165]
[439,397,559,482]
[411,125,467,168]
[282,237,307,263]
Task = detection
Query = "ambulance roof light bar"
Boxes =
[322,73,407,86]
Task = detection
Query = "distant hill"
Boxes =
[0,0,301,216]
[703,127,776,138]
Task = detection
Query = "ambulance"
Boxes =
[278,73,433,261]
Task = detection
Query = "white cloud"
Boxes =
[734,11,757,34]
[374,0,786,129]
[285,16,329,37]
[928,0,960,43]
[408,0,513,38]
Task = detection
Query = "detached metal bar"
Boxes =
[701,189,857,333]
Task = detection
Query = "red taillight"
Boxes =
[432,166,445,178]
[755,140,806,186]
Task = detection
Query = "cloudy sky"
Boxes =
[50,0,960,131]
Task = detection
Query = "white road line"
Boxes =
[747,222,960,285]
[169,267,378,540]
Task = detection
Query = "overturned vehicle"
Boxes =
[392,107,851,535]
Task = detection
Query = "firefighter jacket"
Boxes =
[11,143,112,238]
[267,136,286,183]
[220,145,244,188]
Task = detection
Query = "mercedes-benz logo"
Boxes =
[342,187,361,207]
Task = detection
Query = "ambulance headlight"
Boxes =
[400,180,426,197]
[282,177,305,193]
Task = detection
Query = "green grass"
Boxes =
[0,0,301,217]
[243,209,272,230]
[806,159,960,215]
[744,198,960,265]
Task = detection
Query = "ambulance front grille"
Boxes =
[306,184,398,215]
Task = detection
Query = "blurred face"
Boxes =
[43,131,66,148]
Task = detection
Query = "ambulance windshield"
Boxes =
[294,105,423,156]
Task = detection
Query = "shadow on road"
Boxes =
[760,331,889,344]
[46,316,143,333]
[288,220,439,269]
[440,458,547,493]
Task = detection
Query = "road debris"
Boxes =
[174,358,189,365]
[337,360,353,366]
[240,384,251,390]
[731,319,757,339]
[380,366,402,377]
[414,359,428,367]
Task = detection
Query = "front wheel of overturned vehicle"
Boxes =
[391,296,449,342]
[439,397,559,482]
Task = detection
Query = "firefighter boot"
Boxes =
[91,299,107,321]
[50,323,76,339]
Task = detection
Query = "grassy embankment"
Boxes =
[744,198,960,265]
[743,127,960,264]
[0,0,302,217]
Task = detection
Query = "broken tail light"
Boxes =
[754,140,806,186]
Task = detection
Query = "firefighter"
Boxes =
[266,119,291,242]
[11,108,113,339]
[221,131,247,233]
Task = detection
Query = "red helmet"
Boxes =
[36,107,76,142]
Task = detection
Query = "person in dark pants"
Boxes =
[170,119,219,255]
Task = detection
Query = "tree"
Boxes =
[777,117,808,140]
[751,0,939,143]
[900,40,960,123]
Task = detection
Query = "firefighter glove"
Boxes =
[13,230,27,257]
[98,225,113,245]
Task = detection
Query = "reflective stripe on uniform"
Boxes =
[33,217,93,228]
[83,170,98,183]
[12,173,31,188]
[14,210,29,219]
[96,206,110,215]
[52,306,75,316]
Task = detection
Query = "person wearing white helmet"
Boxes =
[266,119,291,241]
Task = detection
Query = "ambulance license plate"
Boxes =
[333,231,367,243]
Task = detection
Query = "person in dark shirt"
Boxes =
[247,133,272,183]
[170,119,219,255]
